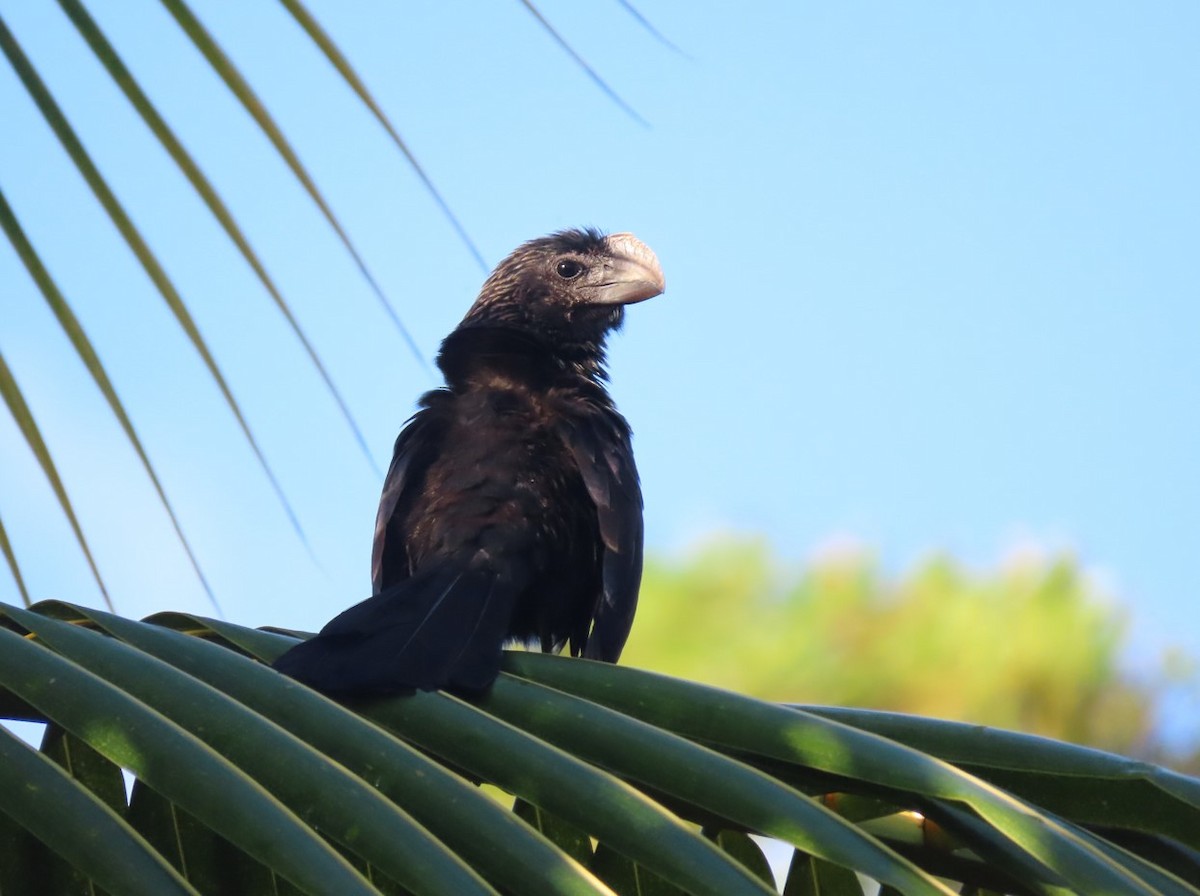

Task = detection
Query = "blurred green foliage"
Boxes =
[623,537,1198,768]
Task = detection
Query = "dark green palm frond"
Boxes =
[2,600,1198,895]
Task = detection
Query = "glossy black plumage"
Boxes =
[273,229,664,694]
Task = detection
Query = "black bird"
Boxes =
[274,229,665,694]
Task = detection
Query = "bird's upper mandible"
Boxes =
[584,232,666,306]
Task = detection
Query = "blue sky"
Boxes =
[1,2,1198,728]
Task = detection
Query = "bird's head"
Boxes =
[460,229,666,349]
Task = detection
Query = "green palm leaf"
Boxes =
[56,0,380,475]
[2,600,1198,895]
[0,13,310,551]
[158,0,426,368]
[0,4,648,614]
[276,0,487,273]
[46,601,611,896]
[0,724,197,895]
[4,603,497,896]
[0,511,30,607]
[517,0,648,126]
[502,652,1185,895]
[0,183,216,608]
[0,354,110,608]
[798,706,1200,849]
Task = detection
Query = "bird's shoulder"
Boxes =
[546,380,643,662]
[545,379,637,485]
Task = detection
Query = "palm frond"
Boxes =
[0,13,310,554]
[613,0,687,57]
[57,0,381,475]
[0,357,110,608]
[0,511,30,607]
[158,0,428,372]
[0,183,216,608]
[276,0,488,272]
[2,599,1197,895]
[516,0,648,127]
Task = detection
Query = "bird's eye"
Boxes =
[556,259,584,280]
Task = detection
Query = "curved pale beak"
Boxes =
[588,232,666,305]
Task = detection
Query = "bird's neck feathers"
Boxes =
[437,323,613,391]
[459,268,627,362]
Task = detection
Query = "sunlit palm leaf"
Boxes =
[1,4,656,616]
[614,0,687,56]
[501,653,1181,895]
[0,511,30,606]
[0,182,217,608]
[798,706,1200,851]
[144,623,778,893]
[61,603,613,896]
[0,615,432,894]
[276,0,488,272]
[158,0,428,370]
[56,0,380,475]
[0,355,110,608]
[6,603,502,895]
[364,693,776,895]
[518,0,648,126]
[3,600,1198,895]
[479,675,954,894]
[0,15,310,551]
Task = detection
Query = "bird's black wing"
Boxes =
[554,399,643,662]
[371,391,451,594]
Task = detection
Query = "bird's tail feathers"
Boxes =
[272,560,523,694]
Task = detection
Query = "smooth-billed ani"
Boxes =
[273,228,665,694]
